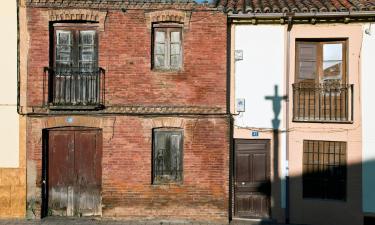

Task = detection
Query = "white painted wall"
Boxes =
[234,25,287,209]
[362,23,375,213]
[0,0,19,168]
[234,25,285,129]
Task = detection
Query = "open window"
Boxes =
[296,40,346,84]
[293,40,353,122]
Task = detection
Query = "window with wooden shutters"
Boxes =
[51,24,101,107]
[296,40,346,83]
[153,129,183,184]
[303,140,347,200]
[153,25,182,70]
[297,43,317,81]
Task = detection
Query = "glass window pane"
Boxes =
[57,31,71,45]
[171,55,180,68]
[57,46,71,53]
[80,31,95,45]
[171,31,180,43]
[155,31,166,43]
[323,61,342,79]
[155,43,165,54]
[323,43,342,61]
[155,55,165,68]
[56,52,70,62]
[171,43,180,54]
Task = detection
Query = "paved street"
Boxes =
[0,218,289,225]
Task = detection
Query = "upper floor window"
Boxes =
[54,24,98,70]
[153,128,183,184]
[293,40,353,122]
[296,40,346,84]
[152,24,182,70]
[48,23,103,108]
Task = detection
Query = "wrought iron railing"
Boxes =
[293,82,353,122]
[43,67,105,109]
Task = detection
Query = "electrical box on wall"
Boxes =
[236,98,245,112]
[235,50,243,61]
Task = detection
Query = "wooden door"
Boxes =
[234,139,270,219]
[47,128,102,217]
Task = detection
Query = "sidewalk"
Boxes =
[0,218,289,225]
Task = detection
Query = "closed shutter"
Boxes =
[297,43,317,81]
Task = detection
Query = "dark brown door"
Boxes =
[47,128,102,217]
[234,139,270,219]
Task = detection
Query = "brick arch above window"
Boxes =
[48,9,107,31]
[151,117,186,129]
[145,10,192,30]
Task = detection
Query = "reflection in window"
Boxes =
[323,43,343,81]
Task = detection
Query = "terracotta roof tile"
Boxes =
[217,0,375,13]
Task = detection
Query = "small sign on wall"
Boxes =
[236,98,245,112]
[251,131,259,137]
[235,50,243,61]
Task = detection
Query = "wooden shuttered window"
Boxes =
[303,140,347,200]
[153,129,183,184]
[296,41,346,83]
[153,26,182,70]
[297,43,317,81]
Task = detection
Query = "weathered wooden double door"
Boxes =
[45,128,102,217]
[234,139,271,219]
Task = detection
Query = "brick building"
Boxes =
[21,0,229,221]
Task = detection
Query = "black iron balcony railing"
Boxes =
[293,82,353,123]
[43,67,105,110]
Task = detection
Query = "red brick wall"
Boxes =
[26,116,229,221]
[26,8,227,109]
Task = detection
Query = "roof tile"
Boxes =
[217,0,375,13]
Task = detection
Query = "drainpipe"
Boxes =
[17,0,20,114]
[285,14,293,224]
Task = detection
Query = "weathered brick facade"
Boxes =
[24,1,229,222]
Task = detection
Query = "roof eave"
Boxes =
[228,11,375,19]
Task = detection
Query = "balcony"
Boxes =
[292,82,353,123]
[44,67,105,110]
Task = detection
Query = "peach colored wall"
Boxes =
[231,23,364,225]
[288,24,363,225]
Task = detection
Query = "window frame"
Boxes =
[295,39,347,84]
[302,140,347,201]
[52,23,99,70]
[152,128,184,185]
[152,23,183,71]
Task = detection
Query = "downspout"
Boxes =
[285,14,293,224]
[17,0,20,114]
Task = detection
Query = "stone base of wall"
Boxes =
[0,168,26,218]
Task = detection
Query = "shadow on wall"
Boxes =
[242,160,373,225]
[244,85,372,225]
